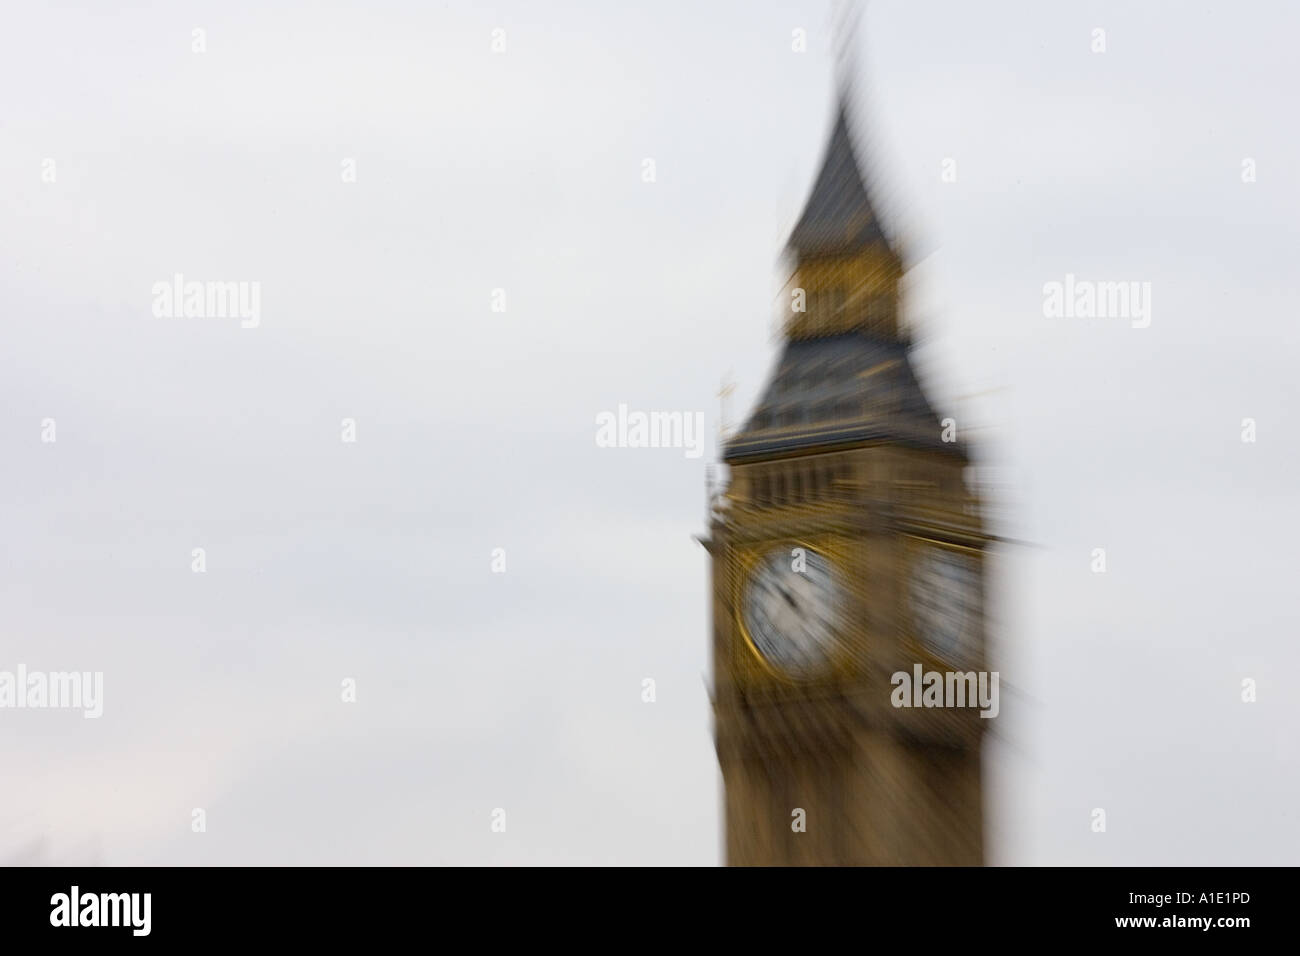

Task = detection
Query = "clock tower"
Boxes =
[703,93,990,866]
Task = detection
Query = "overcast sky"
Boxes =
[2,0,1297,865]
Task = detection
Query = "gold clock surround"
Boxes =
[733,538,856,685]
[901,535,985,672]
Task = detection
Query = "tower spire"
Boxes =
[786,1,889,263]
[784,101,886,260]
[780,2,901,342]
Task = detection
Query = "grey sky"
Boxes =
[2,1,1297,864]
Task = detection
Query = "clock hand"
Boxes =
[777,584,798,610]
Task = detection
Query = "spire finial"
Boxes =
[831,0,864,103]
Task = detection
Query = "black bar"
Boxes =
[0,866,1280,942]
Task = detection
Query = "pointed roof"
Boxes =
[722,331,963,464]
[786,100,889,259]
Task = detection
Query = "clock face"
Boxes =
[741,547,845,679]
[909,547,981,663]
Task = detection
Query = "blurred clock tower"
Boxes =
[701,86,991,866]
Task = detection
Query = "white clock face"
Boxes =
[741,547,845,679]
[909,547,981,663]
